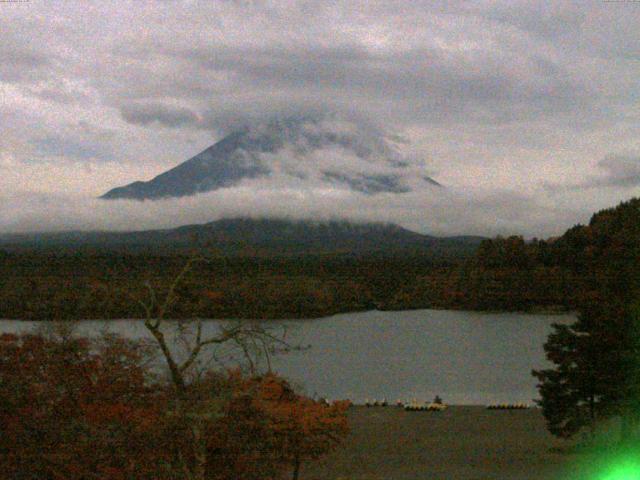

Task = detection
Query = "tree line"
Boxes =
[533,198,640,445]
[0,251,451,320]
[4,200,636,321]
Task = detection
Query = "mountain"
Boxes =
[101,115,440,200]
[0,218,483,257]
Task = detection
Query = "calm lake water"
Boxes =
[0,309,574,405]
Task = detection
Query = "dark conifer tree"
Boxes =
[532,317,600,439]
[532,297,640,442]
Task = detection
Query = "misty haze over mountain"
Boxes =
[101,114,440,200]
[0,109,620,239]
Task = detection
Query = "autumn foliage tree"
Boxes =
[206,372,350,480]
[0,332,171,480]
[0,331,350,479]
[0,251,353,480]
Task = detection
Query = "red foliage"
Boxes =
[0,335,349,480]
[0,333,171,480]
[205,372,350,479]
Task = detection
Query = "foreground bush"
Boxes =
[0,332,169,479]
[0,332,349,480]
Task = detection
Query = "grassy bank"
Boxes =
[301,406,589,480]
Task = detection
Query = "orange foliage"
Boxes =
[204,372,350,479]
[0,333,171,480]
[0,335,350,480]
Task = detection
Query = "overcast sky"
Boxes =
[1,0,639,237]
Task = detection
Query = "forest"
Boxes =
[0,197,639,320]
[1,198,639,478]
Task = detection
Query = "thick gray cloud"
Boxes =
[0,48,50,83]
[120,103,200,128]
[164,42,585,129]
[586,155,640,188]
[544,154,640,191]
[0,21,54,83]
[32,135,114,162]
[0,0,639,237]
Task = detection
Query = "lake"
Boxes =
[0,309,573,405]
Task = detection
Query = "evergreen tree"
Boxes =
[533,294,640,443]
[614,302,640,443]
[532,317,600,439]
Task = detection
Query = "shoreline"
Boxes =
[0,306,575,322]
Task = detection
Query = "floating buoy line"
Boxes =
[360,400,530,410]
[486,403,530,410]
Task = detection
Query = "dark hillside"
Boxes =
[0,218,483,258]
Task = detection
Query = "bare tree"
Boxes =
[133,255,290,480]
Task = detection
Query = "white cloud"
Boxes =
[0,0,639,236]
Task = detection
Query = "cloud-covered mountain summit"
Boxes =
[101,114,440,200]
